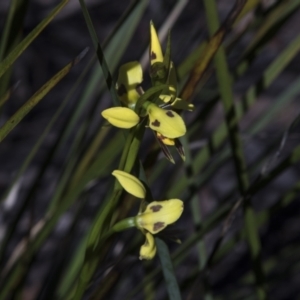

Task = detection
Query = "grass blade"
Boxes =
[156,238,182,300]
[0,0,69,80]
[0,49,87,142]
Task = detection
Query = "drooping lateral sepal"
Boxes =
[174,138,185,161]
[154,132,175,164]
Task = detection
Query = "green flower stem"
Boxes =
[118,119,146,172]
[73,120,146,299]
[112,217,136,232]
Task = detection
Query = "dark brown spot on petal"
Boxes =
[166,111,174,117]
[150,204,162,212]
[117,84,127,96]
[151,51,157,60]
[151,120,160,127]
[153,222,165,232]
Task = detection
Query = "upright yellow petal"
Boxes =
[101,107,139,129]
[112,170,146,199]
[139,232,156,260]
[147,103,186,138]
[116,61,143,107]
[150,21,163,65]
[136,199,184,234]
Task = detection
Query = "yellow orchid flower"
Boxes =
[146,103,186,139]
[136,199,183,234]
[112,170,184,260]
[101,22,192,162]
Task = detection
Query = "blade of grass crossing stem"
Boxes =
[203,1,267,298]
[0,0,69,79]
[156,238,182,300]
[0,49,87,142]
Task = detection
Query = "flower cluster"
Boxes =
[101,21,193,163]
[112,170,183,260]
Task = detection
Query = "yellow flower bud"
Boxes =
[112,170,146,199]
[136,199,184,234]
[101,107,139,129]
[146,103,186,138]
[139,232,156,260]
[150,21,163,65]
[116,61,143,107]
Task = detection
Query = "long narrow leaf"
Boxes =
[0,0,69,79]
[0,49,87,142]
